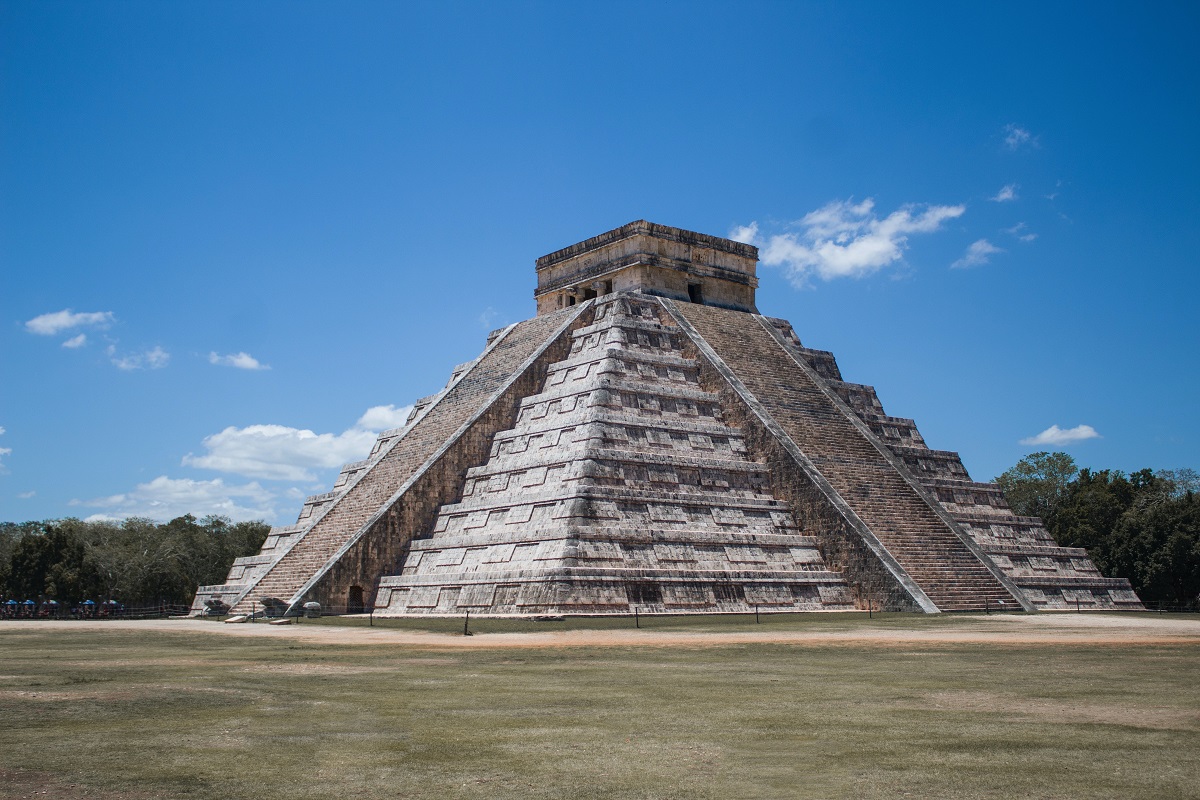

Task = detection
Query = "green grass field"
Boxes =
[1,616,1197,799]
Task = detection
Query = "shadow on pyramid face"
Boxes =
[193,223,1143,619]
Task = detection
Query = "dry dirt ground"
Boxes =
[12,612,1200,649]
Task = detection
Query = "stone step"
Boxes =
[230,308,584,614]
[672,300,1023,613]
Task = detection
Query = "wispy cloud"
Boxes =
[62,333,88,348]
[182,404,414,481]
[951,239,1004,269]
[109,345,170,371]
[17,491,35,499]
[1003,124,1038,151]
[479,307,501,330]
[0,427,8,471]
[76,476,280,523]
[25,309,115,336]
[209,351,269,370]
[1020,424,1101,446]
[990,184,1019,202]
[732,198,965,285]
[1005,222,1037,243]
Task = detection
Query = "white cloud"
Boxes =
[728,222,759,245]
[739,198,965,286]
[951,239,1004,269]
[991,184,1019,202]
[209,351,269,370]
[182,404,413,481]
[355,404,414,432]
[1003,124,1038,150]
[183,425,375,481]
[77,476,280,523]
[111,345,170,371]
[62,333,88,348]
[1005,222,1038,242]
[0,426,5,435]
[1020,424,1101,447]
[25,309,115,336]
[0,446,10,470]
[17,491,35,499]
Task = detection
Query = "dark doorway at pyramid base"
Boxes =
[346,585,366,614]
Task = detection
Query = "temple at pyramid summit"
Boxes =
[193,221,1143,617]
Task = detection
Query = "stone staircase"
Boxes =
[763,319,1143,612]
[376,294,853,615]
[228,306,583,614]
[670,300,1024,612]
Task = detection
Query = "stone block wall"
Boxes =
[767,319,1143,611]
[376,294,853,616]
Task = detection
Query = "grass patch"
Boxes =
[0,621,1197,799]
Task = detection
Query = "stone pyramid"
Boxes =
[193,221,1143,616]
[376,294,853,614]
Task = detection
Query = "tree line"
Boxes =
[2,453,1196,609]
[996,452,1199,608]
[0,515,269,608]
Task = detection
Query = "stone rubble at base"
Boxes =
[192,221,1142,618]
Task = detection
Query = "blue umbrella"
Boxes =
[23,600,35,606]
[83,600,96,606]
[5,600,16,606]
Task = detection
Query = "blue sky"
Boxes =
[2,1,1197,525]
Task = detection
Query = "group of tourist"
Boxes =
[0,598,123,619]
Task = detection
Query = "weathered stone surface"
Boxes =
[193,220,1142,616]
[535,220,758,315]
[763,318,1142,611]
[195,305,587,615]
[377,295,852,615]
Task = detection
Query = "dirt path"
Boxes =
[5,613,1200,649]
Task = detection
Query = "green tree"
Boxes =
[1106,488,1200,606]
[995,451,1078,521]
[7,523,99,601]
[1050,469,1138,560]
[1157,468,1200,497]
[4,515,270,607]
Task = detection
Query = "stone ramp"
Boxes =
[229,306,586,614]
[669,300,1027,612]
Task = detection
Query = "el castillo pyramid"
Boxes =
[193,221,1143,616]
